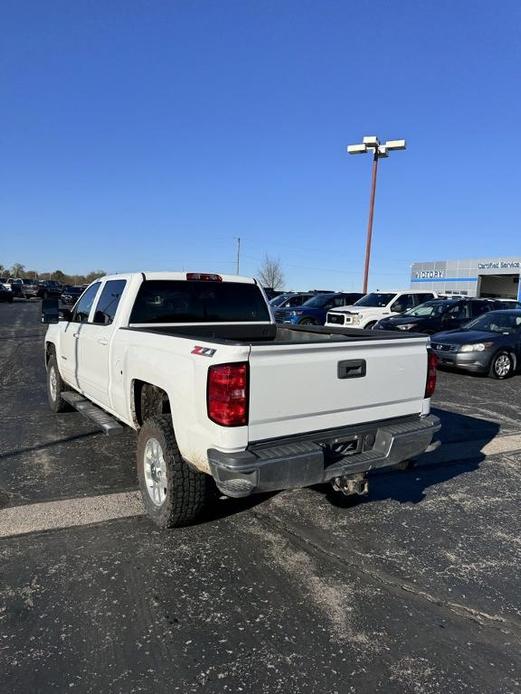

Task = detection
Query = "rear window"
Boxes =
[130,280,270,323]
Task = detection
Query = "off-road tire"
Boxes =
[47,355,72,413]
[489,351,514,380]
[137,415,216,528]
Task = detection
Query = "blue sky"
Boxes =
[1,0,520,290]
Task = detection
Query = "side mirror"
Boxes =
[41,298,59,324]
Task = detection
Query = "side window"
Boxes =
[333,296,347,307]
[391,294,415,313]
[71,283,101,323]
[470,301,489,317]
[447,303,470,320]
[415,293,433,305]
[93,280,127,325]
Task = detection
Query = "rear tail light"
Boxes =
[425,350,438,398]
[207,363,249,426]
[186,273,222,282]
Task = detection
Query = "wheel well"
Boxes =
[45,342,56,365]
[132,380,171,427]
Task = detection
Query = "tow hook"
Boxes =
[332,473,368,497]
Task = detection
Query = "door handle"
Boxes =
[97,338,109,346]
[338,359,366,379]
[73,333,80,339]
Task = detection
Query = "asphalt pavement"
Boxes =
[1,301,520,693]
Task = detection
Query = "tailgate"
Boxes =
[248,337,429,441]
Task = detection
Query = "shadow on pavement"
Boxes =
[315,408,500,508]
[431,406,501,444]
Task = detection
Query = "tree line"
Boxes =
[0,263,106,286]
[1,256,286,290]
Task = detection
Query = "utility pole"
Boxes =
[347,136,406,294]
[235,237,241,275]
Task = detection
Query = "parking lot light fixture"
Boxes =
[347,135,407,294]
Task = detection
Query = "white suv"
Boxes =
[325,290,438,329]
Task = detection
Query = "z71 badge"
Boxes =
[191,346,217,357]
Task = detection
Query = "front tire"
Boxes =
[364,321,377,330]
[137,415,215,528]
[489,351,514,379]
[299,317,316,325]
[47,355,71,412]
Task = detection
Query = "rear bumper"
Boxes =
[208,414,441,497]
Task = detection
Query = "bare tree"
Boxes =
[11,263,25,277]
[257,255,285,290]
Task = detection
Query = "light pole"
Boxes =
[347,136,406,294]
[235,237,241,274]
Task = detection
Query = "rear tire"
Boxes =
[137,415,216,528]
[47,355,72,412]
[489,351,514,379]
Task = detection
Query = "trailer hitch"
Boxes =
[332,472,368,497]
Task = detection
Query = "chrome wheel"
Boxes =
[143,437,167,506]
[49,365,58,402]
[494,354,511,378]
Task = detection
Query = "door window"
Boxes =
[447,303,470,320]
[391,294,415,313]
[470,301,491,317]
[332,296,348,307]
[92,280,127,325]
[71,282,101,323]
[414,293,434,305]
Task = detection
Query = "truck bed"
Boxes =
[125,323,425,345]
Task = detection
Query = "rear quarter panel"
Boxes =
[112,329,251,473]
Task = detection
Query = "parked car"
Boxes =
[431,309,521,379]
[4,278,24,297]
[374,298,502,334]
[18,278,40,298]
[276,292,365,325]
[41,271,439,528]
[269,292,297,307]
[271,292,315,313]
[37,280,63,299]
[61,285,85,305]
[325,291,437,330]
[0,283,13,302]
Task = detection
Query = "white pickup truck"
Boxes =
[325,290,438,330]
[42,272,440,527]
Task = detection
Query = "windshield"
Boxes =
[269,294,292,307]
[403,300,449,318]
[130,280,271,323]
[302,293,335,308]
[354,293,395,308]
[464,311,521,334]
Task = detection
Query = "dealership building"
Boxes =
[411,257,521,300]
